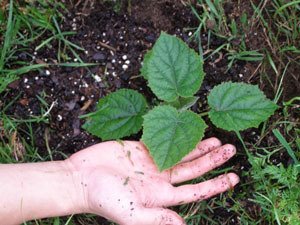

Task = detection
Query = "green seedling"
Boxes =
[82,33,277,171]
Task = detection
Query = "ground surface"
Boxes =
[0,0,299,224]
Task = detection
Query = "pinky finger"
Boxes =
[165,173,239,207]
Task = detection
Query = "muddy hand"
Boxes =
[67,137,239,225]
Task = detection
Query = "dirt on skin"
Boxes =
[1,0,299,224]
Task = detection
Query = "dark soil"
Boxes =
[1,0,299,224]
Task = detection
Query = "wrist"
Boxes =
[0,160,89,224]
[63,159,90,215]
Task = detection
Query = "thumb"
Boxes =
[127,207,186,225]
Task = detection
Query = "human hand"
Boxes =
[67,137,239,225]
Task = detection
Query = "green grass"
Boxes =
[0,1,94,224]
[188,0,264,71]
[183,0,300,224]
[1,0,300,224]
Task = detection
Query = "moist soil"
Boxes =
[1,0,299,224]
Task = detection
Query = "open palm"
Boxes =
[67,137,239,225]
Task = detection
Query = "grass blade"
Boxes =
[272,129,299,165]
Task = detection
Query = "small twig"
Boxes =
[42,100,57,118]
[98,41,116,52]
[247,61,263,82]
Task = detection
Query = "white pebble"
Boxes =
[45,70,50,75]
[71,90,75,94]
[26,85,30,89]
[57,115,63,121]
[122,55,127,60]
[24,78,28,83]
[112,59,116,63]
[188,31,193,36]
[122,64,129,70]
[85,50,88,55]
[238,74,243,78]
[96,46,100,49]
[125,60,130,65]
[73,58,78,62]
[94,75,102,82]
[80,96,85,101]
[112,72,117,77]
[35,76,39,80]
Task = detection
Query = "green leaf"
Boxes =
[169,96,199,111]
[140,49,153,80]
[82,89,148,140]
[142,32,204,102]
[142,105,207,171]
[208,82,277,131]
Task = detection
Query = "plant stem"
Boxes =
[198,111,209,117]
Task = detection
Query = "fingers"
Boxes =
[180,137,222,163]
[165,173,239,207]
[168,144,236,184]
[130,207,186,225]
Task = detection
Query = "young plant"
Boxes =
[82,32,277,171]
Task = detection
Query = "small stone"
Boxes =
[125,60,130,65]
[74,58,78,62]
[122,55,127,60]
[45,70,50,75]
[206,19,216,30]
[122,64,129,70]
[238,74,244,78]
[80,96,85,101]
[35,76,39,80]
[71,90,75,94]
[94,75,102,82]
[57,115,63,121]
[188,31,193,36]
[24,78,28,83]
[92,52,106,61]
